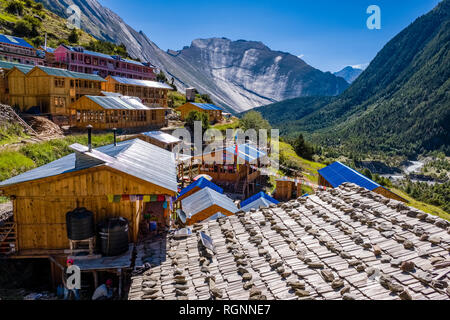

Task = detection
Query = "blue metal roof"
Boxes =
[181,187,237,219]
[190,103,222,111]
[0,34,34,49]
[225,143,267,163]
[0,139,178,193]
[318,161,380,191]
[240,192,279,209]
[177,177,223,200]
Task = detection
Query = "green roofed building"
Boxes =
[7,65,105,115]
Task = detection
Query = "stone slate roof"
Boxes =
[128,183,450,300]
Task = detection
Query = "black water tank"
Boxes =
[98,217,129,256]
[66,208,95,241]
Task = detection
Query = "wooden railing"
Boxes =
[0,222,17,255]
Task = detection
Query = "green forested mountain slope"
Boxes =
[257,0,450,156]
[249,96,334,136]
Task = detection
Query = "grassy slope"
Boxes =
[0,122,29,146]
[0,0,94,48]
[392,187,449,221]
[0,133,113,181]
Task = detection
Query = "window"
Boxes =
[54,78,65,88]
[151,110,156,121]
[70,80,75,88]
[54,97,66,107]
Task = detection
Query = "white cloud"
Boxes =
[351,63,369,70]
[297,54,304,59]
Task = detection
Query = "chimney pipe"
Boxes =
[113,128,117,146]
[87,125,93,152]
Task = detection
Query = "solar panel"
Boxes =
[200,232,215,253]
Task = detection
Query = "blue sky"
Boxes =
[98,0,441,72]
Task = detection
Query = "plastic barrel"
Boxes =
[97,217,129,256]
[66,208,95,241]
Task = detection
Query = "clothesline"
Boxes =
[107,194,174,210]
[250,165,329,191]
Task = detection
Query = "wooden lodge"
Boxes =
[318,161,407,202]
[0,138,177,287]
[69,94,167,130]
[195,143,268,198]
[176,102,223,122]
[102,76,173,107]
[7,65,105,115]
[178,187,237,225]
[0,61,33,105]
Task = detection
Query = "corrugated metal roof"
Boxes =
[177,177,223,200]
[36,66,106,81]
[240,192,279,212]
[0,139,178,193]
[86,95,150,110]
[190,103,223,111]
[142,131,181,145]
[101,91,122,97]
[110,76,172,89]
[0,34,34,49]
[318,161,380,190]
[0,61,34,74]
[202,212,227,222]
[122,58,145,66]
[181,187,237,219]
[64,46,113,60]
[225,143,267,163]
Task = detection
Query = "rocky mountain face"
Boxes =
[334,66,363,83]
[36,0,349,112]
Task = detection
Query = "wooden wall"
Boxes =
[69,96,166,130]
[1,166,175,254]
[185,204,234,225]
[177,103,222,122]
[373,186,407,203]
[274,180,295,201]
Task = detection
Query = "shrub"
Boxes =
[185,110,209,133]
[34,2,43,10]
[13,20,33,37]
[5,1,24,15]
[239,111,271,132]
[68,28,79,43]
